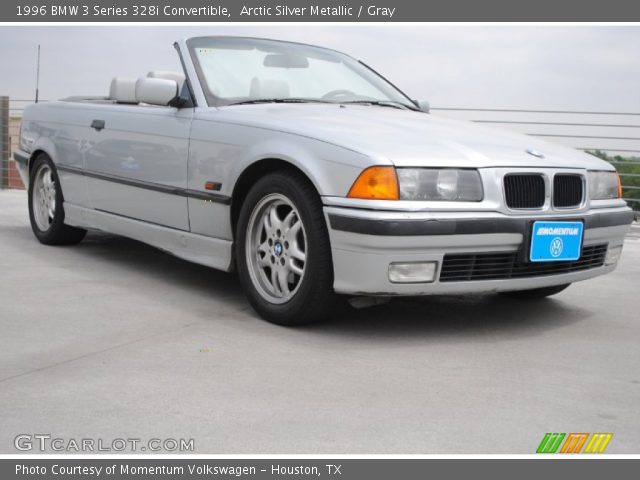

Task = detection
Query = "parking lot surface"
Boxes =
[1,190,639,453]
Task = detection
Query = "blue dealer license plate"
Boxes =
[530,221,584,262]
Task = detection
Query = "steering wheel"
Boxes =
[321,89,356,101]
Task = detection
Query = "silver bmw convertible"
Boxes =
[15,36,634,325]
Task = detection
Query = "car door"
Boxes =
[84,105,193,231]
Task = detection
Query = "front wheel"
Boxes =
[499,283,571,300]
[235,171,336,325]
[28,153,86,245]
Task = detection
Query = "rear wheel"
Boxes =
[28,153,86,245]
[500,283,570,300]
[235,171,335,325]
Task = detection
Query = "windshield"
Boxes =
[187,37,416,108]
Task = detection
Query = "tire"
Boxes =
[28,153,87,246]
[235,171,336,325]
[500,283,571,300]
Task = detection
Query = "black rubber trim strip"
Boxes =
[13,151,29,166]
[328,210,634,236]
[584,210,636,229]
[94,208,190,232]
[56,164,231,205]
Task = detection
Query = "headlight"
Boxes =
[588,171,620,200]
[397,168,483,201]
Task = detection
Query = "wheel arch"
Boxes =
[28,149,70,205]
[28,137,59,175]
[28,149,51,174]
[230,157,321,236]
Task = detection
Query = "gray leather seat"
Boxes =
[147,71,186,90]
[109,77,138,104]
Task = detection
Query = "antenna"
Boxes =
[35,44,41,103]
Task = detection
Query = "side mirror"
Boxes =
[417,100,430,113]
[135,78,179,106]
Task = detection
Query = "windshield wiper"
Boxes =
[229,98,333,106]
[340,100,418,111]
[228,98,420,111]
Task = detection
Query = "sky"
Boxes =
[1,25,639,152]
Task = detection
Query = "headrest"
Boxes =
[135,78,178,105]
[147,71,186,89]
[249,78,290,99]
[109,77,138,104]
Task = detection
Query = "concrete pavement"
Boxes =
[1,189,639,454]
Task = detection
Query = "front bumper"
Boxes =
[324,205,634,296]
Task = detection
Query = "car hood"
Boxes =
[210,104,611,170]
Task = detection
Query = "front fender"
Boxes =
[188,119,380,198]
[238,136,371,197]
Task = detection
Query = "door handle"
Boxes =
[91,119,105,131]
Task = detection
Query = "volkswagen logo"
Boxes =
[526,148,545,158]
[550,237,564,257]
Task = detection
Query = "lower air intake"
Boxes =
[439,244,607,282]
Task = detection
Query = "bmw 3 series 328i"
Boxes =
[14,36,634,325]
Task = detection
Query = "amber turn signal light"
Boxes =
[617,172,623,199]
[347,166,399,200]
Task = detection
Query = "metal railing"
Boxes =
[432,106,640,209]
[3,99,640,211]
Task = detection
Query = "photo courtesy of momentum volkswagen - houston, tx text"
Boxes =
[15,35,634,325]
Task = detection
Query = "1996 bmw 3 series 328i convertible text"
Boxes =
[15,36,634,325]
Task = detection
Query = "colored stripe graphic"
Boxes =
[584,433,613,453]
[536,433,566,453]
[560,433,589,453]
